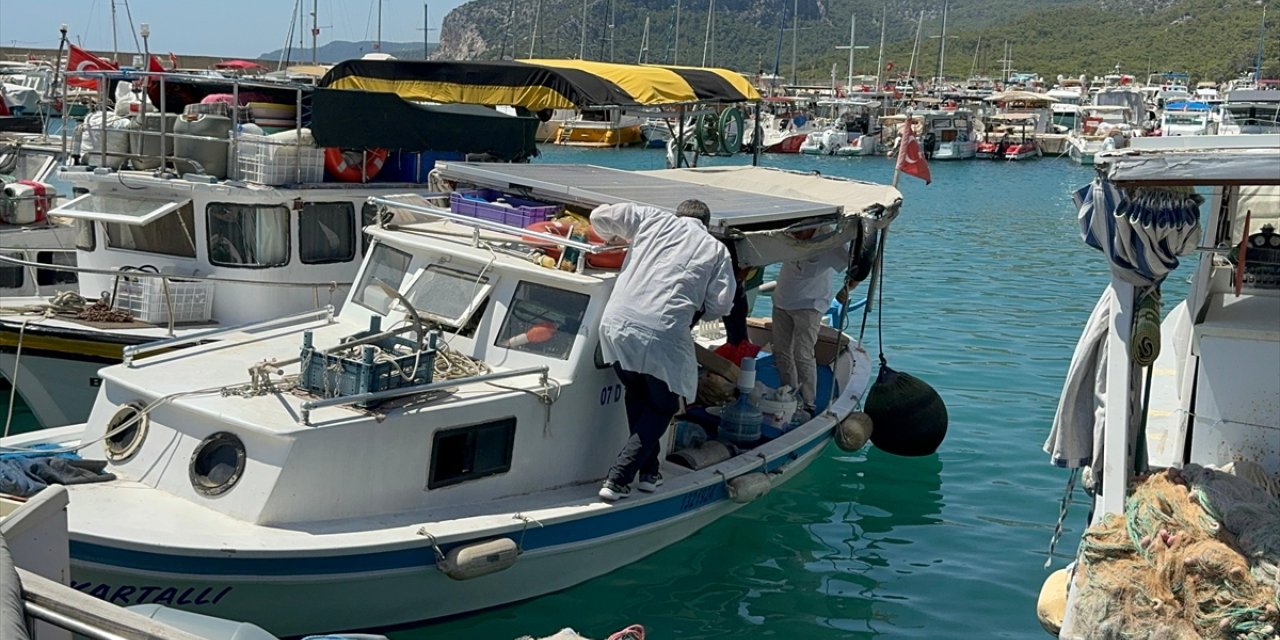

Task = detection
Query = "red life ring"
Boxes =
[523,220,627,270]
[324,148,388,182]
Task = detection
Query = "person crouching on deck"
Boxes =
[591,199,737,501]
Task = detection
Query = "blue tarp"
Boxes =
[0,448,114,498]
[1164,100,1211,111]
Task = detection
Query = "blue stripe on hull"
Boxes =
[72,431,832,578]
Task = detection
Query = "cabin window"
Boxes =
[299,202,355,264]
[401,264,491,329]
[353,242,412,313]
[207,203,290,268]
[103,202,197,258]
[495,281,589,360]
[428,417,516,489]
[0,252,24,289]
[75,219,95,251]
[189,432,246,496]
[35,251,77,286]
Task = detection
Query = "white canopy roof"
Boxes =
[1097,134,1280,185]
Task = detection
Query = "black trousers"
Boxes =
[606,365,680,486]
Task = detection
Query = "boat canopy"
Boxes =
[1164,100,1211,112]
[317,59,760,110]
[309,88,537,159]
[987,91,1057,104]
[1096,135,1280,185]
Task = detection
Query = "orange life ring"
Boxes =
[324,147,388,182]
[523,220,627,270]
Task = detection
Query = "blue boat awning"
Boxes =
[1075,178,1202,287]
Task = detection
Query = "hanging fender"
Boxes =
[324,147,388,182]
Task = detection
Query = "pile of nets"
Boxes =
[1073,463,1280,640]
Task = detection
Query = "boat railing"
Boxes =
[62,70,311,184]
[0,253,351,336]
[369,195,629,257]
[16,566,208,640]
[298,365,550,425]
[121,305,335,367]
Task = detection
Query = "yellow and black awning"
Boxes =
[317,58,761,110]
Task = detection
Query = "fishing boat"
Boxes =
[0,58,761,431]
[917,109,977,161]
[746,97,820,153]
[1158,100,1214,137]
[0,162,905,636]
[976,114,1042,160]
[0,136,74,301]
[1066,105,1140,165]
[798,99,880,156]
[1038,134,1280,639]
[554,108,645,148]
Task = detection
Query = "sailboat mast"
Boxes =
[846,14,856,90]
[111,0,120,63]
[638,15,650,64]
[674,0,681,64]
[969,35,981,80]
[1255,6,1268,84]
[580,0,588,59]
[608,0,616,62]
[702,0,715,67]
[907,10,924,87]
[376,0,382,52]
[875,4,886,92]
[936,0,949,86]
[791,0,799,85]
[530,0,542,58]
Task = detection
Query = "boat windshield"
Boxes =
[495,281,589,360]
[400,264,492,329]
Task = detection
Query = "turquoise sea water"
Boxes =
[0,147,1168,639]
[398,148,1116,639]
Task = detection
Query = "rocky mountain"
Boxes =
[434,0,1277,83]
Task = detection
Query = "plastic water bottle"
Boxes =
[718,358,762,445]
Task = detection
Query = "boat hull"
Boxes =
[0,324,142,429]
[762,133,809,154]
[63,429,834,636]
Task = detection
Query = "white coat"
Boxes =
[774,243,850,312]
[591,202,737,401]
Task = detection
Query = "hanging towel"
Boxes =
[1044,287,1115,468]
[1130,289,1162,366]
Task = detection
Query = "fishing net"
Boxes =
[1072,464,1280,640]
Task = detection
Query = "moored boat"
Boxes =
[0,162,907,636]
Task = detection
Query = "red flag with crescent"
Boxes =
[66,45,118,89]
[896,119,931,185]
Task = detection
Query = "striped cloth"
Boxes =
[1075,179,1202,287]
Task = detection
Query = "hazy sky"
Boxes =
[0,0,470,57]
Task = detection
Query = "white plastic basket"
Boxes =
[233,133,324,185]
[115,277,214,324]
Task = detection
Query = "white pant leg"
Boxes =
[787,308,824,408]
[771,306,798,392]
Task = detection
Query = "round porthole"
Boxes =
[189,432,246,496]
[104,403,148,462]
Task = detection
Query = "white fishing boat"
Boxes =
[1066,105,1140,165]
[0,71,539,431]
[798,99,880,157]
[1158,100,1215,137]
[1039,134,1280,638]
[1,135,76,301]
[0,162,906,636]
[918,108,977,160]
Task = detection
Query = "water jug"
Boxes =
[718,358,762,445]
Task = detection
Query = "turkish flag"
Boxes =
[896,119,931,185]
[66,45,117,89]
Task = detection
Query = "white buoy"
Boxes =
[836,412,874,451]
[437,538,519,580]
[727,472,772,503]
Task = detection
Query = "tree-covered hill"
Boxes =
[434,0,1277,84]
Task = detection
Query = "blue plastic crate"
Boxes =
[298,322,437,404]
[449,189,559,228]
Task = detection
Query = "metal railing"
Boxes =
[369,196,627,255]
[299,365,550,425]
[17,568,207,640]
[121,305,335,366]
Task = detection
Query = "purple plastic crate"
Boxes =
[449,189,558,228]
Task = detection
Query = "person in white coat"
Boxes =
[772,239,850,414]
[591,199,737,501]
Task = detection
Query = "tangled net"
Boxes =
[1073,464,1280,640]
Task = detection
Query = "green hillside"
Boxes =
[438,0,1278,84]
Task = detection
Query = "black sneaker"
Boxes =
[637,473,664,493]
[598,480,630,501]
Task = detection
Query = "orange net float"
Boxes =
[523,220,627,269]
[324,147,389,182]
